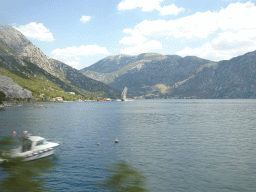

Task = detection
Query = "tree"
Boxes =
[0,91,7,104]
[98,161,147,192]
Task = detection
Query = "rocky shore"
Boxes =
[0,75,34,99]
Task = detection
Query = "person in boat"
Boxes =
[19,131,32,152]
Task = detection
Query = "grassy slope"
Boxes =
[0,41,116,100]
[0,65,94,100]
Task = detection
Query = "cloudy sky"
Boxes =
[1,0,256,69]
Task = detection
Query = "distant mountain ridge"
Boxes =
[108,55,216,97]
[84,53,168,73]
[2,25,255,99]
[172,50,256,98]
[0,25,121,99]
[80,53,168,84]
[81,49,256,99]
[81,53,216,97]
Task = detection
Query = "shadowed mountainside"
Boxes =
[171,50,256,99]
[81,53,216,97]
[81,49,256,99]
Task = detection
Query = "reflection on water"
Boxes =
[98,161,147,192]
[0,136,16,153]
[0,137,54,192]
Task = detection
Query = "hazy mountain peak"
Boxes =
[81,52,168,74]
[106,54,131,60]
[138,52,163,57]
[0,25,32,55]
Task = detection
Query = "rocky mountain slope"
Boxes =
[2,26,254,99]
[81,53,216,97]
[0,75,33,99]
[171,50,256,99]
[82,49,256,99]
[80,53,168,84]
[110,55,217,96]
[0,25,121,99]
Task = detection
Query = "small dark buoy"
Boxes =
[115,138,119,143]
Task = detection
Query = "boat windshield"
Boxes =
[36,139,46,146]
[22,139,32,152]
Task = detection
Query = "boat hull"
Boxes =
[121,99,134,101]
[23,148,55,161]
[1,148,56,163]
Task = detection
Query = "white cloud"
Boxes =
[13,22,54,42]
[121,2,256,60]
[65,61,80,68]
[51,45,109,60]
[125,11,219,40]
[124,2,256,40]
[159,4,185,16]
[117,0,184,15]
[119,29,147,45]
[176,29,256,61]
[80,16,91,23]
[118,0,163,12]
[51,45,109,68]
[120,40,162,55]
[119,28,161,55]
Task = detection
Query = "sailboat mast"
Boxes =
[121,87,127,101]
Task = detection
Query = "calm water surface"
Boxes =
[0,99,256,191]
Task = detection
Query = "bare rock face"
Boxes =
[0,75,34,98]
[0,26,31,55]
[0,25,53,72]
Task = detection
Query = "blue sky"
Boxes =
[1,0,256,69]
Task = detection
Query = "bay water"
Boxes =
[0,99,256,191]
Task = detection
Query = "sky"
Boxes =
[1,0,256,69]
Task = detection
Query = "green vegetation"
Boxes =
[0,56,104,101]
[0,136,16,155]
[0,66,77,101]
[0,91,7,104]
[98,161,147,192]
[0,43,18,56]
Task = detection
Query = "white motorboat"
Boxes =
[1,131,59,162]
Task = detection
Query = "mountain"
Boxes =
[80,53,168,84]
[81,53,216,97]
[171,50,256,99]
[3,25,253,100]
[0,25,121,99]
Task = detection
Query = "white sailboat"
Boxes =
[121,87,134,101]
